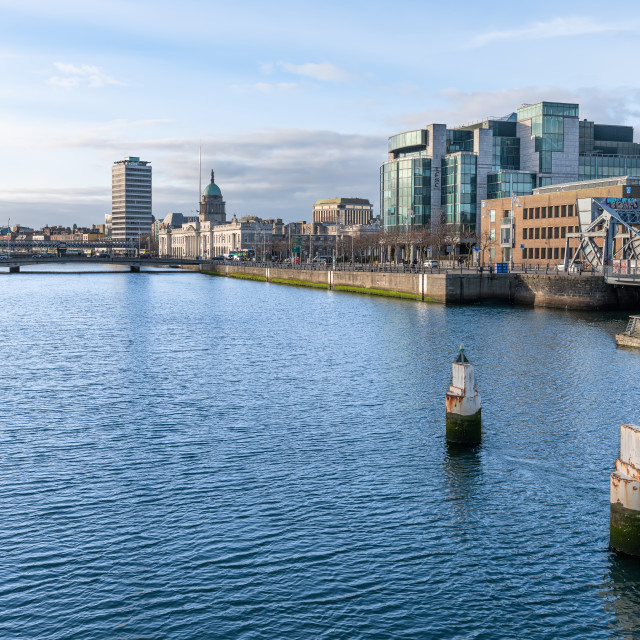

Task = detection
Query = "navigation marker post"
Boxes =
[610,424,640,556]
[445,346,482,445]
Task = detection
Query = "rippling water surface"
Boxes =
[2,266,640,639]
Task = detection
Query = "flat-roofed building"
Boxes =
[312,198,373,225]
[111,156,152,243]
[382,101,640,237]
[480,176,640,267]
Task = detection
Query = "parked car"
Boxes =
[424,259,439,268]
[557,261,582,273]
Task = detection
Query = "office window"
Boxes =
[528,247,533,259]
[554,247,559,259]
[554,227,560,239]
[541,228,546,239]
[535,228,540,239]
[568,204,574,216]
[554,206,560,218]
[561,227,566,238]
[541,207,547,219]
[561,205,567,217]
[541,248,546,259]
[523,208,528,220]
[535,248,540,259]
[561,247,565,259]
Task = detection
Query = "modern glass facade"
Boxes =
[388,130,428,153]
[446,130,474,153]
[492,137,520,171]
[381,157,431,229]
[442,153,476,229]
[579,155,640,180]
[381,101,640,234]
[487,171,536,200]
[517,102,579,120]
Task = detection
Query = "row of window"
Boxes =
[522,204,574,219]
[521,246,574,260]
[522,226,577,240]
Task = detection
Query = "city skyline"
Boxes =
[2,0,640,227]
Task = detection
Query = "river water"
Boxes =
[1,265,640,639]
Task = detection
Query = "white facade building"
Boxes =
[158,171,276,259]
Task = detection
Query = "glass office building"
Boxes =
[441,153,476,228]
[381,101,640,234]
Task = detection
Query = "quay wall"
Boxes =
[200,264,640,310]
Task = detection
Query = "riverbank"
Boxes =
[201,263,640,310]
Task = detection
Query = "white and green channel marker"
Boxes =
[445,346,482,445]
[611,424,640,556]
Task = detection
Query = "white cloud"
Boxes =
[254,82,298,92]
[394,86,640,132]
[48,62,122,89]
[231,81,298,93]
[0,128,386,227]
[468,16,632,48]
[278,61,351,82]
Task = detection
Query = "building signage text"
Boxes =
[604,198,639,210]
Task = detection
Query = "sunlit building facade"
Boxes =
[111,157,152,242]
[381,101,640,234]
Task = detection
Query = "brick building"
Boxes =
[480,176,640,266]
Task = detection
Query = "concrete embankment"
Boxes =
[200,264,640,310]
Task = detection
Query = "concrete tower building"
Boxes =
[111,156,152,243]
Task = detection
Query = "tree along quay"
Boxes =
[200,263,640,310]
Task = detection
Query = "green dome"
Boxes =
[203,169,221,197]
[203,182,221,196]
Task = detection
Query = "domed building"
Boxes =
[159,168,276,260]
[199,170,226,225]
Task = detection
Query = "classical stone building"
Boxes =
[159,172,278,259]
[159,171,227,258]
[199,170,226,224]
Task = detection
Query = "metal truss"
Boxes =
[567,200,640,271]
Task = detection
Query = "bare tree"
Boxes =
[429,219,450,263]
[476,231,493,266]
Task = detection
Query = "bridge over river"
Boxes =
[0,255,203,273]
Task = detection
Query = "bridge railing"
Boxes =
[604,266,640,283]
[203,260,606,276]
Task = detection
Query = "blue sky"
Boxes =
[1,0,640,227]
